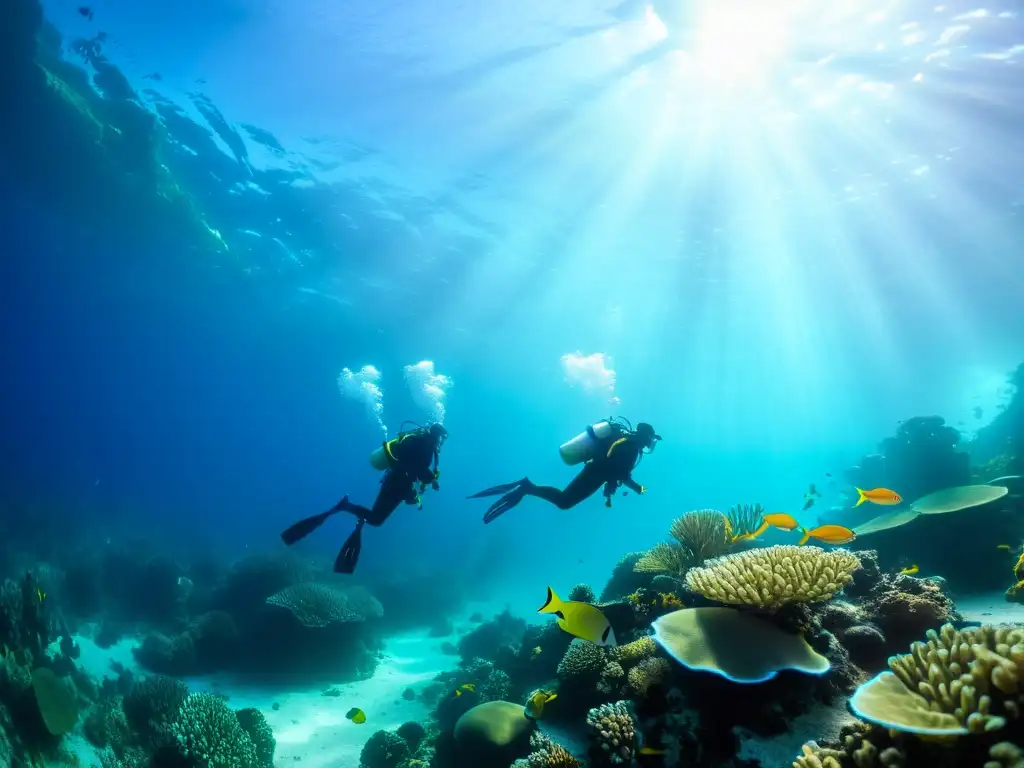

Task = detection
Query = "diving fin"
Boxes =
[280,496,353,546]
[468,478,528,499]
[335,520,365,574]
[281,511,335,546]
[483,486,528,524]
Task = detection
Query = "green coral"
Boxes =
[124,675,188,748]
[633,509,731,578]
[236,707,276,768]
[170,692,258,768]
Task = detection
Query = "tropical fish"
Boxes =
[899,565,920,576]
[639,746,668,756]
[530,646,542,660]
[345,707,366,724]
[524,689,557,720]
[854,487,902,507]
[797,524,856,546]
[538,587,617,646]
[741,512,801,541]
[807,483,821,498]
[802,497,815,511]
[998,544,1012,551]
[35,588,46,604]
[453,683,476,697]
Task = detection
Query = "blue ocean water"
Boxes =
[1,1,1023,765]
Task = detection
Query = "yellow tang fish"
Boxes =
[797,524,857,546]
[854,487,902,507]
[741,512,801,541]
[524,689,557,720]
[538,587,617,646]
[345,707,366,724]
[998,544,1012,551]
[899,565,919,576]
[453,683,476,697]
[639,746,668,756]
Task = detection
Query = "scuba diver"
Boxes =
[280,422,448,573]
[469,418,660,524]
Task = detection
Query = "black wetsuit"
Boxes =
[344,430,440,526]
[470,431,647,523]
[280,428,441,573]
[526,437,645,509]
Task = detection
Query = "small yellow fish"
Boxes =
[854,487,902,507]
[36,588,46,603]
[524,689,557,720]
[345,707,366,724]
[899,565,920,576]
[530,646,542,660]
[453,683,476,697]
[797,524,857,546]
[539,587,617,646]
[740,512,801,541]
[998,544,1012,551]
[639,746,668,756]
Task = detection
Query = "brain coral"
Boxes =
[685,545,860,610]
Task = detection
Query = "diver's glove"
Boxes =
[638,485,647,494]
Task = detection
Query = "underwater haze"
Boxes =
[1,0,1024,766]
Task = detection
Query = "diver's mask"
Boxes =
[428,422,449,450]
[634,423,661,453]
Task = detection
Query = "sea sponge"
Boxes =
[586,701,635,764]
[31,666,78,735]
[557,639,606,681]
[266,583,383,626]
[453,700,533,748]
[652,607,830,683]
[524,731,581,768]
[608,636,656,666]
[849,623,1024,735]
[627,657,671,696]
[684,546,860,610]
[170,692,258,767]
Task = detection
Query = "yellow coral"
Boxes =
[848,623,1024,744]
[627,657,671,696]
[684,545,860,610]
[608,636,656,666]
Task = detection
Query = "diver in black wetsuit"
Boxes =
[280,422,447,573]
[469,420,660,524]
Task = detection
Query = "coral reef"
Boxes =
[586,701,635,765]
[684,546,861,609]
[633,509,733,579]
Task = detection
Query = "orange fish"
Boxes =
[797,524,857,546]
[740,512,801,541]
[854,487,902,507]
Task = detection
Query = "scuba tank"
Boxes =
[368,444,389,471]
[558,421,619,466]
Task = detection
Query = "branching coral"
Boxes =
[170,692,258,767]
[266,583,383,627]
[586,701,635,765]
[358,729,408,768]
[597,661,625,695]
[685,546,861,610]
[851,623,1024,735]
[521,731,581,768]
[123,675,188,748]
